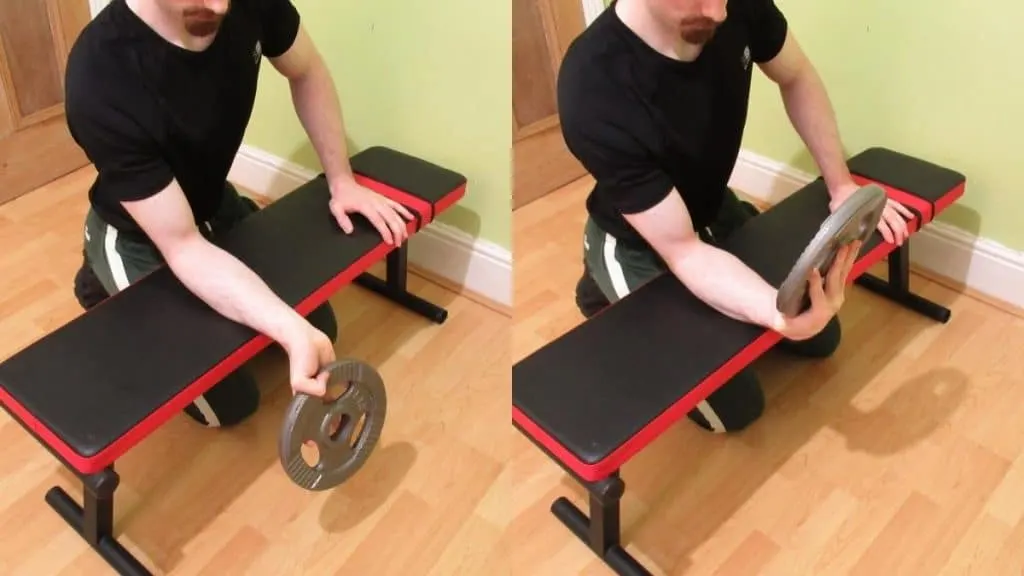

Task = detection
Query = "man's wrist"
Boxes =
[823,169,854,192]
[760,291,786,332]
[269,307,309,350]
[327,172,357,197]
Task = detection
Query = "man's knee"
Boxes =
[776,316,842,359]
[803,317,842,358]
[307,301,339,343]
[686,370,765,433]
[184,368,260,428]
[575,267,611,319]
[73,251,110,310]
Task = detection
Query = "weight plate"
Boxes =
[279,358,387,491]
[776,184,887,317]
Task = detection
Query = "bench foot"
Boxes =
[855,239,951,323]
[551,472,652,576]
[355,243,448,324]
[44,467,152,576]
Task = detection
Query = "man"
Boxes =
[64,0,413,428]
[557,0,913,433]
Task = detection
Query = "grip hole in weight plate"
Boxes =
[300,413,353,466]
[301,378,351,446]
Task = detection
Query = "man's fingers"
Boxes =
[882,210,907,245]
[824,246,846,295]
[315,372,330,393]
[333,205,354,234]
[877,220,894,244]
[847,241,861,271]
[365,209,394,245]
[839,242,859,282]
[291,370,327,397]
[390,199,415,221]
[380,203,408,243]
[319,344,336,366]
[890,200,915,220]
[807,268,826,306]
[293,377,326,397]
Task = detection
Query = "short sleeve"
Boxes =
[746,0,789,63]
[558,89,674,215]
[65,78,175,203]
[256,0,301,57]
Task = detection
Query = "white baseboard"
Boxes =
[89,0,110,18]
[728,150,1024,311]
[580,0,606,25]
[227,145,512,308]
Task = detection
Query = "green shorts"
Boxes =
[84,183,258,295]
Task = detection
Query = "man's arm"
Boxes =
[757,30,855,196]
[264,21,413,245]
[120,180,311,349]
[623,192,784,331]
[268,26,354,188]
[757,25,913,244]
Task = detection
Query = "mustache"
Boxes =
[182,8,223,21]
[679,16,717,30]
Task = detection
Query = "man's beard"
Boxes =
[679,18,718,44]
[182,8,225,37]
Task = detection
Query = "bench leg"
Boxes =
[855,239,951,323]
[44,466,152,576]
[551,471,652,576]
[355,243,449,323]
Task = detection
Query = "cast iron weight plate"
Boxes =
[776,183,887,317]
[279,358,387,491]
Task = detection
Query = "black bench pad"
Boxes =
[0,146,466,474]
[511,147,965,482]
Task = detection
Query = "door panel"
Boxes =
[512,0,590,209]
[0,0,93,206]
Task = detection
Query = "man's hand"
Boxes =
[828,181,914,246]
[328,178,415,245]
[281,319,336,397]
[774,241,860,341]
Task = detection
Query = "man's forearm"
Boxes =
[666,242,782,330]
[288,54,354,187]
[779,67,853,193]
[165,236,307,346]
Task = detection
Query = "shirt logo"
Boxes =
[253,41,262,64]
[741,45,751,70]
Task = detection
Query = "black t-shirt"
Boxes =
[557,0,788,249]
[64,0,300,234]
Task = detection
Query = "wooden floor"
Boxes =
[511,176,1024,575]
[0,167,511,575]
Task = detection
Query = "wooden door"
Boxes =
[512,0,590,209]
[0,0,93,207]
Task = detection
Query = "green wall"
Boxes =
[243,0,511,250]
[598,0,1018,249]
[745,0,1013,248]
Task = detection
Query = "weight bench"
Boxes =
[0,146,466,576]
[511,147,966,576]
